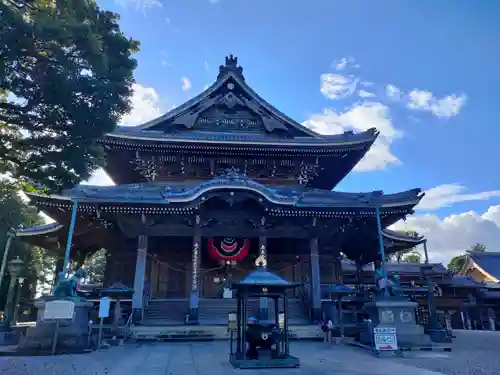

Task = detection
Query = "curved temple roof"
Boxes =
[16,222,63,237]
[24,174,423,210]
[105,126,378,147]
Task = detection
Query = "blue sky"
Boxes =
[88,0,500,263]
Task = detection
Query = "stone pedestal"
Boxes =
[0,328,18,346]
[361,297,432,348]
[19,298,94,351]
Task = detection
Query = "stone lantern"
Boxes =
[0,257,24,344]
[3,257,25,325]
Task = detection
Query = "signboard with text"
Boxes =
[99,297,111,319]
[43,300,75,321]
[373,327,398,351]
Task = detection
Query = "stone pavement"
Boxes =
[385,330,500,375]
[0,341,444,375]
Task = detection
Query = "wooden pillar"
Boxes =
[423,240,429,263]
[309,233,322,322]
[188,214,201,323]
[132,230,148,323]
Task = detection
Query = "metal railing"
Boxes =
[140,289,152,323]
[124,312,134,340]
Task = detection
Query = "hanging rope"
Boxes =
[147,253,305,275]
[272,260,306,273]
[147,253,222,274]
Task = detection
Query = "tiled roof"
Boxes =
[469,251,500,281]
[105,127,378,147]
[16,222,62,237]
[340,261,447,275]
[25,175,423,210]
[236,267,293,286]
[449,275,485,288]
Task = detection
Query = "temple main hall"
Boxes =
[19,55,427,326]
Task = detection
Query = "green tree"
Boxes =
[446,243,486,271]
[84,248,107,284]
[0,0,139,191]
[0,180,46,310]
[447,255,466,272]
[469,243,487,253]
[402,251,422,263]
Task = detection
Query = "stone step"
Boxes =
[143,298,309,325]
[129,324,321,341]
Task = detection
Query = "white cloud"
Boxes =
[407,90,467,118]
[208,0,220,3]
[181,76,192,91]
[204,61,210,72]
[114,0,162,11]
[358,89,375,98]
[483,205,500,227]
[385,84,402,101]
[303,102,402,171]
[312,56,468,172]
[418,183,500,210]
[120,83,162,126]
[320,73,359,100]
[407,90,433,109]
[391,205,500,265]
[333,58,348,71]
[332,57,358,71]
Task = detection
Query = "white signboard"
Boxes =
[373,327,398,351]
[99,297,111,318]
[223,287,233,299]
[44,300,75,320]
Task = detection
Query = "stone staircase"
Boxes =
[141,299,188,325]
[270,298,310,325]
[198,297,309,325]
[141,297,309,326]
[128,324,322,341]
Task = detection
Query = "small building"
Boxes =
[459,251,500,283]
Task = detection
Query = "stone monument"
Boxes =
[360,296,433,348]
[359,271,433,349]
[19,268,95,352]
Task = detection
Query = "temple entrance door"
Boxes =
[164,263,186,298]
[201,273,221,298]
[148,257,187,298]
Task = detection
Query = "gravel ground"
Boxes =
[385,330,500,375]
[0,341,444,375]
[2,332,497,375]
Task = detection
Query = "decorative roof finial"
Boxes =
[225,54,238,67]
[218,54,244,80]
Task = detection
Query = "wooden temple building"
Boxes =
[16,56,499,331]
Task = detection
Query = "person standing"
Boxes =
[320,313,333,343]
